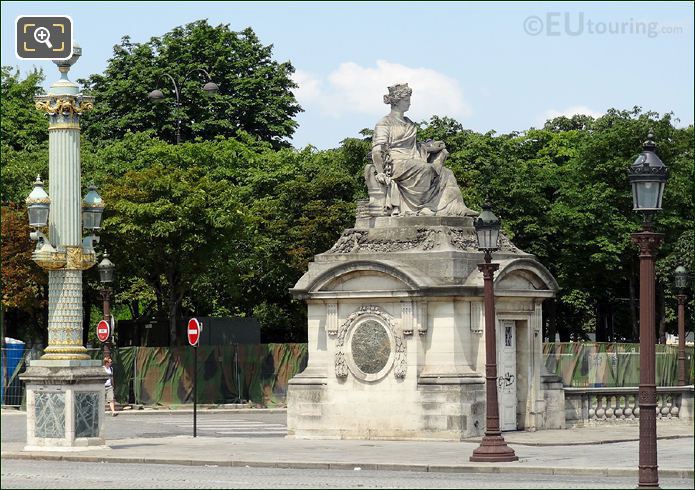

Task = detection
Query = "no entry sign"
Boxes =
[96,319,110,343]
[187,318,201,346]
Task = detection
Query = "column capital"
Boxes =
[35,94,94,117]
[477,261,500,279]
[631,230,663,256]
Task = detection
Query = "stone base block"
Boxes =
[679,386,694,421]
[541,373,566,429]
[287,376,485,441]
[20,360,109,451]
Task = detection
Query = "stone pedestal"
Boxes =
[20,360,108,451]
[540,370,566,429]
[288,215,560,440]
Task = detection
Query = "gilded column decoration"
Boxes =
[29,46,99,361]
[35,95,94,116]
[42,270,89,359]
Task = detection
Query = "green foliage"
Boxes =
[420,108,693,340]
[205,143,360,341]
[98,140,248,343]
[2,54,691,344]
[1,67,47,152]
[79,20,301,147]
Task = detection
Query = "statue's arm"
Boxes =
[372,144,386,174]
[372,124,391,184]
[420,139,446,154]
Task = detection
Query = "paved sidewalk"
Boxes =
[2,422,693,479]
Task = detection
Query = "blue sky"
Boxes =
[2,1,693,149]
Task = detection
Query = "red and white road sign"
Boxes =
[187,318,202,346]
[96,319,110,343]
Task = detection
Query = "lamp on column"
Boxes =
[98,252,115,358]
[469,203,518,463]
[629,131,667,488]
[674,265,688,387]
[26,175,50,227]
[148,68,219,144]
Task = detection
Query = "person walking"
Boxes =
[104,356,117,416]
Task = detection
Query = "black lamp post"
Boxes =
[674,266,688,387]
[469,204,518,463]
[148,69,219,145]
[629,132,668,489]
[98,252,115,358]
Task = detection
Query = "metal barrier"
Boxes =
[1,347,103,407]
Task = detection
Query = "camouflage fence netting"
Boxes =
[110,344,307,406]
[544,342,694,387]
[5,342,692,407]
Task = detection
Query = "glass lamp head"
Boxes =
[629,133,668,212]
[675,265,688,291]
[26,175,50,227]
[98,252,115,283]
[474,203,501,252]
[82,184,105,230]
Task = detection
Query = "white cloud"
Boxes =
[540,106,603,125]
[292,60,472,121]
[292,70,323,105]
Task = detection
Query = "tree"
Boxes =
[417,110,693,341]
[187,142,363,341]
[79,20,301,147]
[1,204,48,343]
[99,149,248,344]
[1,67,47,152]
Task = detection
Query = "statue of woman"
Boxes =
[368,83,477,217]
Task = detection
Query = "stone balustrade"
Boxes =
[564,385,694,426]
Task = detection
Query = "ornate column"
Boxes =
[632,228,662,488]
[470,254,518,462]
[32,49,96,360]
[20,45,108,451]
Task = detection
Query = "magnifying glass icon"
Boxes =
[33,27,53,49]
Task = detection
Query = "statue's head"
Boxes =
[383,83,412,105]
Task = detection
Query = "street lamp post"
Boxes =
[98,252,115,359]
[674,266,688,386]
[25,47,104,360]
[147,69,219,144]
[469,204,518,463]
[629,132,668,488]
[20,45,110,450]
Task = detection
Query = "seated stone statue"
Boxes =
[364,83,477,217]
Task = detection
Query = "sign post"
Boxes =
[187,318,202,438]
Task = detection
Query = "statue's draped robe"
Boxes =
[372,115,472,216]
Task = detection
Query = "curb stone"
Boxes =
[1,452,692,479]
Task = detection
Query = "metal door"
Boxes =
[497,319,517,431]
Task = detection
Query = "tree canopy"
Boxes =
[1,26,692,346]
[1,67,47,152]
[79,20,301,147]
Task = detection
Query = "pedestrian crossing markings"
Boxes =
[140,418,287,436]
